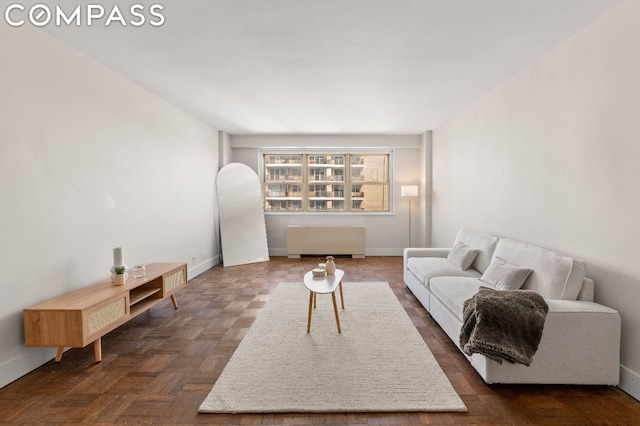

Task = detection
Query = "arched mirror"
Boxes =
[216,163,270,267]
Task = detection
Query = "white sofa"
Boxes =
[403,228,621,385]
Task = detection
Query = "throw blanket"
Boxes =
[459,286,548,366]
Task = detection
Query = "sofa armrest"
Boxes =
[540,300,620,384]
[403,247,450,269]
[546,299,618,315]
[403,247,450,259]
[576,278,595,302]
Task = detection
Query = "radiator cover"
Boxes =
[286,225,366,258]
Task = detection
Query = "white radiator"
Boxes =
[286,225,366,258]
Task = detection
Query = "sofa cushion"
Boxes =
[407,257,481,288]
[562,259,588,301]
[453,228,499,273]
[447,242,479,270]
[480,257,533,290]
[430,277,492,322]
[492,238,586,300]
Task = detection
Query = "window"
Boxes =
[263,152,390,213]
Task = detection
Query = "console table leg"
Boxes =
[170,294,178,309]
[93,339,102,363]
[55,347,64,362]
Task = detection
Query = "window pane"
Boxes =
[308,154,345,183]
[265,199,303,211]
[265,183,302,197]
[264,152,389,213]
[265,154,302,183]
[352,183,389,211]
[264,182,303,212]
[351,154,388,183]
[265,154,302,164]
[309,199,345,211]
[309,184,344,198]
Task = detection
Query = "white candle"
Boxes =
[113,247,124,266]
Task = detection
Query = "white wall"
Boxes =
[230,135,425,255]
[431,0,640,399]
[0,24,219,388]
[218,131,233,169]
[419,132,432,248]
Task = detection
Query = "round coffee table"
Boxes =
[303,269,344,333]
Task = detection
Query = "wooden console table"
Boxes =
[24,262,187,363]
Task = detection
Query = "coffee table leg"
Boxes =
[331,292,342,333]
[313,292,317,309]
[307,291,314,333]
[339,281,344,309]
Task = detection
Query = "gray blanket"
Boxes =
[459,286,548,366]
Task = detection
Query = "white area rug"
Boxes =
[199,281,467,413]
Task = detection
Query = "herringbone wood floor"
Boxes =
[1,256,639,425]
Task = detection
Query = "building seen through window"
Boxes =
[263,153,390,212]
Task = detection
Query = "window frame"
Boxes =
[260,149,393,215]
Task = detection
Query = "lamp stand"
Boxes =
[400,185,418,249]
[408,197,412,248]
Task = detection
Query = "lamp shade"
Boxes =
[400,185,418,197]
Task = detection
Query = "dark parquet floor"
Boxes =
[1,256,639,425]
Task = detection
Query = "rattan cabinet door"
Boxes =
[83,295,129,345]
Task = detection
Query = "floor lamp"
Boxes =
[401,185,418,247]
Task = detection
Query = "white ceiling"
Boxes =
[44,0,622,134]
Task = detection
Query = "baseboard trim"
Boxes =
[270,248,404,257]
[619,364,640,401]
[366,248,405,256]
[188,256,219,278]
[269,248,288,257]
[0,347,57,389]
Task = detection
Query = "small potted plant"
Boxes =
[112,265,128,285]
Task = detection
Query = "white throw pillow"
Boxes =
[447,242,479,271]
[480,256,533,290]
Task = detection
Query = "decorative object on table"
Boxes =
[325,256,336,275]
[132,264,146,278]
[312,268,326,277]
[401,185,419,247]
[111,265,127,285]
[110,247,128,275]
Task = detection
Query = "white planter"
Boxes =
[112,272,127,286]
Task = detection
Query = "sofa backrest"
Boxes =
[492,238,586,300]
[453,228,499,273]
